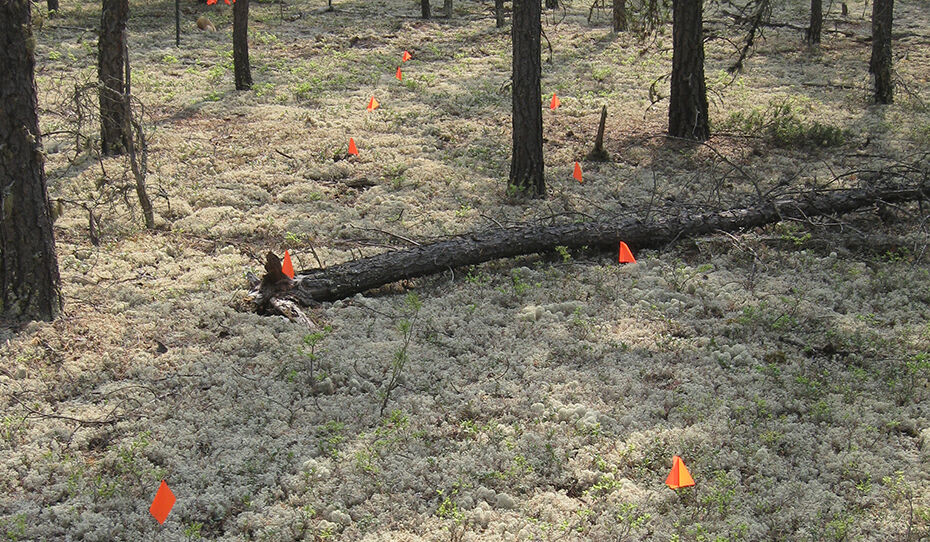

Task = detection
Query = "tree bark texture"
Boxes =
[870,0,893,104]
[613,0,627,31]
[47,0,59,13]
[509,0,544,197]
[669,0,709,140]
[807,0,822,44]
[252,182,928,310]
[422,0,430,19]
[495,0,505,27]
[0,0,62,321]
[233,0,252,91]
[98,0,130,156]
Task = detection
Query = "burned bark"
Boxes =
[98,0,130,156]
[1,0,62,321]
[233,0,252,91]
[669,0,709,140]
[509,0,544,196]
[251,182,928,311]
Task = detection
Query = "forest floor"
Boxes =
[2,0,930,539]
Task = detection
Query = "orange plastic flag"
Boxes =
[665,456,695,489]
[402,50,412,62]
[396,67,403,81]
[348,137,359,156]
[619,241,636,264]
[550,93,561,110]
[149,480,176,524]
[282,250,295,279]
[573,162,583,183]
[367,96,380,111]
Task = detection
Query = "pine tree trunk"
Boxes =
[98,0,130,156]
[495,0,505,27]
[613,0,627,31]
[422,0,430,19]
[509,0,544,197]
[47,0,59,13]
[234,0,252,90]
[807,0,822,44]
[0,0,62,321]
[870,0,893,104]
[668,0,709,140]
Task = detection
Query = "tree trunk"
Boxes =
[422,0,430,19]
[47,0,59,13]
[668,0,709,141]
[870,0,893,104]
[98,0,130,156]
[233,0,252,91]
[251,182,928,310]
[807,0,822,45]
[612,0,627,31]
[444,0,452,17]
[0,0,62,321]
[509,0,544,197]
[495,0,505,27]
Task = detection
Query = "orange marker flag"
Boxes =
[619,241,636,264]
[665,456,695,489]
[550,93,560,110]
[348,137,359,156]
[396,67,403,81]
[281,250,295,279]
[573,161,583,183]
[402,50,412,62]
[149,480,176,524]
[367,96,380,111]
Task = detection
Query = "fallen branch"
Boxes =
[250,181,928,311]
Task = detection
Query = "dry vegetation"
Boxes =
[2,0,930,539]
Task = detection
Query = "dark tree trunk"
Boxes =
[509,0,544,197]
[668,0,709,140]
[251,182,929,309]
[421,0,430,19]
[0,0,62,321]
[807,0,822,44]
[495,0,505,27]
[233,0,252,90]
[444,0,452,16]
[870,0,893,104]
[98,0,130,156]
[545,0,558,9]
[47,0,59,13]
[613,0,627,31]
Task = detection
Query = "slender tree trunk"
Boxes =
[495,0,505,27]
[870,0,893,104]
[0,0,62,321]
[444,0,452,17]
[807,0,822,44]
[668,0,709,140]
[175,0,181,48]
[422,0,430,19]
[98,0,130,156]
[233,0,252,90]
[509,0,544,197]
[47,0,59,13]
[613,0,627,31]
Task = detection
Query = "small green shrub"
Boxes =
[721,98,848,148]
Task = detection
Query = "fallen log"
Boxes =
[250,182,927,311]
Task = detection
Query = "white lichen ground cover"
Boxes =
[2,0,929,539]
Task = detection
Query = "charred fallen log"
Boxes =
[250,182,927,311]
